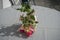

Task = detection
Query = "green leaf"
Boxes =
[30,15,35,20]
[35,21,38,23]
[28,20,33,24]
[27,9,34,15]
[16,8,20,10]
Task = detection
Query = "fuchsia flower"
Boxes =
[26,26,34,37]
[26,30,33,37]
[20,29,25,33]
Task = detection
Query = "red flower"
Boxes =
[20,29,25,33]
[26,30,32,37]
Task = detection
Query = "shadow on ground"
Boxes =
[0,24,28,38]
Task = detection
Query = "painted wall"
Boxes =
[0,0,11,9]
[3,0,11,8]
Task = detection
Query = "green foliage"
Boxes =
[17,2,38,27]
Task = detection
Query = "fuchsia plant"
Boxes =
[17,0,38,37]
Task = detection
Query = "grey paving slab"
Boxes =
[0,7,21,26]
[33,6,60,28]
[0,5,60,40]
[0,5,60,28]
[44,28,60,40]
[8,27,45,40]
[0,24,45,40]
[0,36,9,40]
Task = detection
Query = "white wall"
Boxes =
[3,0,11,8]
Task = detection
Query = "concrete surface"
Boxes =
[0,5,60,40]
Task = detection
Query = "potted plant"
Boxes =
[17,0,38,37]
